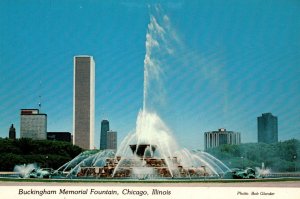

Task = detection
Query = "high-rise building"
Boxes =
[100,120,118,150]
[100,120,109,150]
[107,130,117,150]
[204,128,241,151]
[20,109,47,140]
[9,124,16,139]
[73,55,95,149]
[257,113,278,144]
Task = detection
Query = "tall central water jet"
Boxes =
[143,14,165,111]
[137,9,176,150]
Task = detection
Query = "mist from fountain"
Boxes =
[255,163,271,178]
[14,163,37,178]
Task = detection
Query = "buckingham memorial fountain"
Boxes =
[51,12,232,180]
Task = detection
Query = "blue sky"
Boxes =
[0,0,299,150]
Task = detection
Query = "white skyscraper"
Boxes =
[73,55,95,149]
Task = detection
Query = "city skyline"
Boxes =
[0,1,299,150]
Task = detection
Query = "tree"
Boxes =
[0,138,83,171]
[204,139,300,172]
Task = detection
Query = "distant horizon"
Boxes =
[0,1,299,150]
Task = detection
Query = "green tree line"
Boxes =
[0,138,83,171]
[206,139,300,172]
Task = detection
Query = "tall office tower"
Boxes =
[9,124,16,139]
[20,109,47,140]
[73,55,95,149]
[107,130,117,150]
[257,113,278,144]
[100,120,109,150]
[204,128,241,151]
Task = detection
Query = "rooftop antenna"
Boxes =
[38,80,42,111]
[38,95,42,110]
